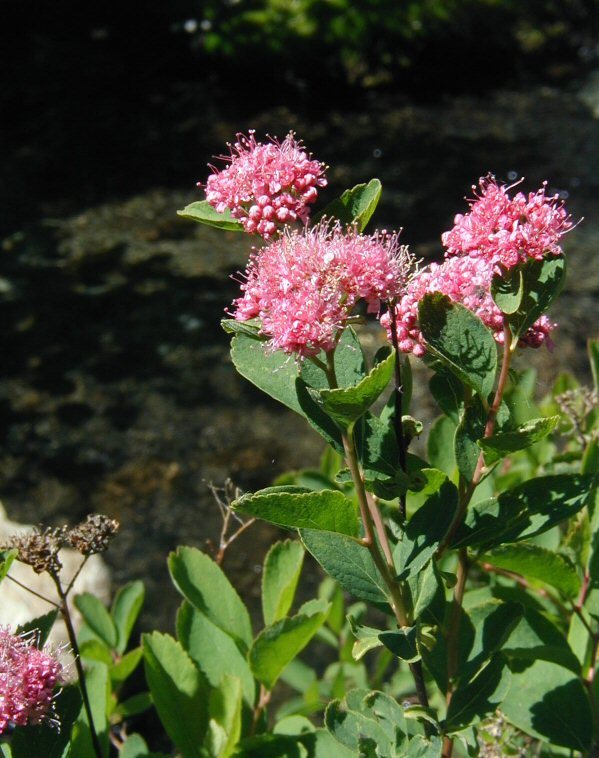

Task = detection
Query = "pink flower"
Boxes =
[381,254,556,356]
[203,131,327,239]
[441,176,572,268]
[232,222,413,357]
[0,627,63,733]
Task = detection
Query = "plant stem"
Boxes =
[6,573,60,608]
[388,303,408,520]
[49,570,103,758]
[250,684,272,735]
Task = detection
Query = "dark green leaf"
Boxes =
[70,661,110,758]
[114,693,153,719]
[418,294,497,399]
[300,529,389,605]
[177,601,255,705]
[311,350,395,428]
[315,179,382,232]
[357,412,411,499]
[502,607,581,673]
[142,632,209,757]
[16,610,58,647]
[324,698,394,754]
[168,546,252,650]
[501,659,593,751]
[445,654,511,732]
[379,626,420,662]
[249,599,329,689]
[177,200,244,231]
[111,580,144,654]
[429,373,464,423]
[452,474,597,550]
[205,674,243,758]
[74,593,117,649]
[300,327,366,390]
[393,474,459,580]
[427,416,457,477]
[262,540,305,626]
[506,255,566,340]
[454,398,510,482]
[480,544,580,598]
[233,488,359,536]
[479,416,560,464]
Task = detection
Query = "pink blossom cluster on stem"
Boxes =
[203,131,327,239]
[384,176,571,356]
[0,627,63,734]
[232,221,413,357]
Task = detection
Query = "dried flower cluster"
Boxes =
[65,514,120,556]
[0,628,63,734]
[232,222,413,356]
[204,131,327,238]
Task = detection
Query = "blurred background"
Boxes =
[1,0,598,631]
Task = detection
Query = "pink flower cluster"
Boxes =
[442,176,572,269]
[384,176,570,356]
[232,222,412,356]
[204,131,327,239]
[0,627,63,733]
[381,255,555,357]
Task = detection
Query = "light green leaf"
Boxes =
[110,647,143,687]
[249,599,330,689]
[429,372,464,423]
[0,548,17,585]
[234,488,359,536]
[177,200,244,231]
[74,593,117,649]
[300,529,389,605]
[501,659,593,751]
[479,416,560,463]
[312,350,395,428]
[70,661,110,758]
[315,179,382,232]
[262,540,305,626]
[427,416,457,477]
[480,543,580,598]
[205,675,243,758]
[418,294,497,399]
[324,699,394,754]
[111,580,144,654]
[491,265,524,314]
[177,601,256,705]
[220,317,262,338]
[142,632,209,757]
[168,546,252,650]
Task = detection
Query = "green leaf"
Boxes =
[418,294,497,399]
[119,733,152,758]
[80,639,113,665]
[142,632,209,757]
[502,607,581,673]
[506,255,566,340]
[324,699,394,755]
[249,599,330,689]
[233,489,359,537]
[177,200,244,231]
[70,661,110,758]
[452,474,598,550]
[220,317,262,338]
[113,692,153,719]
[479,416,560,464]
[480,543,580,598]
[427,416,457,477]
[300,529,389,605]
[9,685,81,758]
[491,265,524,314]
[110,647,143,687]
[405,735,443,757]
[74,593,117,649]
[429,373,464,424]
[177,601,256,705]
[111,580,144,654]
[205,675,243,758]
[445,654,511,732]
[315,179,382,232]
[16,610,58,647]
[262,540,305,626]
[356,412,411,500]
[454,398,510,482]
[168,546,252,651]
[379,626,420,662]
[312,350,395,428]
[393,473,459,580]
[0,548,17,585]
[501,659,593,751]
[347,615,384,661]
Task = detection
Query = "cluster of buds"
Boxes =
[204,131,327,238]
[0,628,63,734]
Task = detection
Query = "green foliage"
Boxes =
[262,540,305,626]
[177,201,244,232]
[315,179,382,231]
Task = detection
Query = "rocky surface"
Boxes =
[1,79,598,632]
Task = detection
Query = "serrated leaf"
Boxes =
[74,593,117,649]
[418,294,497,399]
[452,474,597,550]
[142,632,209,756]
[479,416,560,463]
[480,543,580,598]
[177,200,244,231]
[168,546,252,650]
[111,580,144,654]
[312,350,395,428]
[233,489,359,536]
[249,599,329,689]
[315,179,382,232]
[506,255,566,340]
[501,659,593,751]
[300,529,389,605]
[445,654,511,732]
